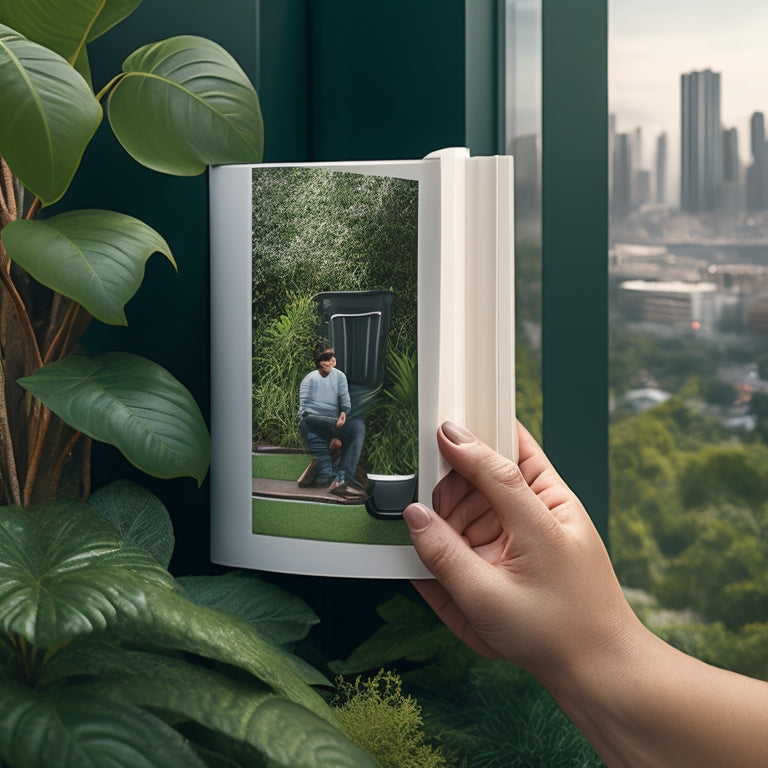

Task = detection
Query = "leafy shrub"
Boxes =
[330,595,604,768]
[364,343,419,474]
[252,294,318,447]
[0,484,378,768]
[333,670,445,768]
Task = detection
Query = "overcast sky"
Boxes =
[609,0,768,168]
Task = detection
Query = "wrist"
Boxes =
[538,615,679,768]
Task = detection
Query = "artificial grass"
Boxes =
[252,496,412,545]
[252,451,310,480]
[252,451,411,545]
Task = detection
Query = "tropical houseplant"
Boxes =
[0,0,260,506]
[0,2,385,765]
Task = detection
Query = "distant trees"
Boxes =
[610,397,768,679]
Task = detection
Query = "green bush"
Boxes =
[364,343,419,474]
[0,485,379,768]
[333,670,445,768]
[252,294,318,447]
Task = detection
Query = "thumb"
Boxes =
[404,502,482,587]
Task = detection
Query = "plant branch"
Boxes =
[0,359,22,506]
[50,429,83,493]
[0,157,18,233]
[25,197,42,220]
[0,267,42,373]
[44,301,91,365]
[23,403,52,507]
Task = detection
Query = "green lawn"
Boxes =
[252,451,411,545]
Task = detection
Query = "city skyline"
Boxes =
[610,1,768,170]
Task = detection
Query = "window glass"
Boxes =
[609,0,768,679]
[506,0,543,440]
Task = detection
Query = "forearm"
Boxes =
[543,621,768,768]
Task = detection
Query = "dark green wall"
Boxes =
[61,0,608,657]
[68,0,503,584]
[542,0,609,541]
[69,0,263,575]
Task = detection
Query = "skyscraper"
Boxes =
[680,69,722,212]
[655,133,668,204]
[747,111,767,211]
[722,127,739,184]
[612,133,632,218]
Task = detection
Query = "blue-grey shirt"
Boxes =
[299,368,351,418]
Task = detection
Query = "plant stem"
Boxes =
[43,299,78,365]
[0,267,42,373]
[94,72,126,102]
[0,359,22,506]
[51,429,83,493]
[25,197,41,220]
[0,157,18,239]
[23,404,52,507]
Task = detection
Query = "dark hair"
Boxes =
[313,342,335,366]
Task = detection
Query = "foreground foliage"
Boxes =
[0,486,380,768]
[0,1,264,505]
[334,670,445,768]
[331,594,604,768]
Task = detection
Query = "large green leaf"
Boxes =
[0,679,208,768]
[108,35,263,175]
[0,0,143,80]
[0,24,102,206]
[17,352,210,485]
[2,210,175,325]
[178,571,320,646]
[46,643,381,768]
[0,500,175,648]
[0,499,330,718]
[115,586,333,714]
[89,480,175,568]
[329,594,454,675]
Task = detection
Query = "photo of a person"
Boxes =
[296,344,369,499]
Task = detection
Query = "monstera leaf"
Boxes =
[108,35,264,175]
[17,353,210,485]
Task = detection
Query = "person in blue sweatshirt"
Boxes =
[297,344,367,498]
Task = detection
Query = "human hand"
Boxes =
[404,421,639,684]
[335,412,346,429]
[329,437,342,452]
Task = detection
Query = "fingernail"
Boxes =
[403,503,432,532]
[442,420,474,445]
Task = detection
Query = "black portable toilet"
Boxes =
[312,290,393,416]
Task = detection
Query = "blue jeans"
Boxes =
[299,414,365,482]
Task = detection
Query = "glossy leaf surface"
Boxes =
[2,210,175,325]
[108,35,263,175]
[0,680,207,768]
[0,500,175,648]
[47,643,380,768]
[0,0,142,80]
[18,353,210,485]
[0,24,101,205]
[178,571,320,645]
[89,480,175,569]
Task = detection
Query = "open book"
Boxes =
[210,148,516,578]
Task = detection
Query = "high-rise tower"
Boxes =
[655,132,668,204]
[747,112,767,211]
[680,69,722,212]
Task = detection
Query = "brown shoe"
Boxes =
[330,480,370,500]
